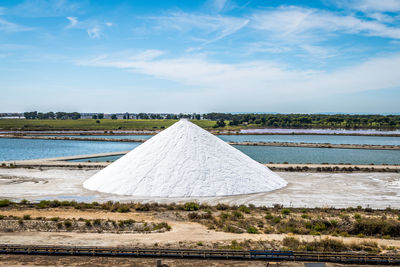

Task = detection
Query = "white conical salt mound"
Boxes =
[83,119,287,197]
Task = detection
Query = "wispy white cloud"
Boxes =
[0,17,34,32]
[11,0,82,17]
[204,0,232,13]
[87,26,101,39]
[0,5,34,32]
[77,51,400,108]
[148,12,249,45]
[366,12,395,23]
[336,0,400,12]
[251,6,400,40]
[66,16,78,27]
[245,42,292,55]
[65,16,110,39]
[298,44,339,59]
[131,49,165,61]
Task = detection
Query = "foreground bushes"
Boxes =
[282,237,380,253]
[1,199,399,238]
[0,215,171,233]
[350,217,400,237]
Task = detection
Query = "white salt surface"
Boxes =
[0,168,399,208]
[83,119,287,197]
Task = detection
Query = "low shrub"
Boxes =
[238,205,250,214]
[272,216,281,224]
[64,220,72,228]
[247,226,258,234]
[0,199,10,207]
[220,212,230,220]
[183,202,199,211]
[153,222,171,231]
[265,213,273,220]
[20,199,29,204]
[281,208,291,215]
[350,218,400,237]
[231,211,244,220]
[117,205,130,213]
[188,212,200,220]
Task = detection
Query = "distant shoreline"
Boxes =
[1,130,400,137]
[1,135,400,150]
[1,159,399,173]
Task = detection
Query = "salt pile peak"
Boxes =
[83,119,287,197]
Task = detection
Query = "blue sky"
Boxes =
[0,0,400,114]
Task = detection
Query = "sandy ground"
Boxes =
[0,168,399,208]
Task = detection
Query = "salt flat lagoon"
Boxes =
[240,128,400,135]
[43,134,400,145]
[0,138,139,162]
[1,137,400,164]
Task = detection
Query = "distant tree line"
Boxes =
[91,114,104,120]
[136,113,201,120]
[22,111,400,129]
[24,111,81,120]
[203,113,400,129]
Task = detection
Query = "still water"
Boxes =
[240,128,400,135]
[69,145,400,165]
[1,138,399,165]
[0,138,139,162]
[44,134,400,146]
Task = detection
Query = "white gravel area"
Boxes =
[0,168,399,208]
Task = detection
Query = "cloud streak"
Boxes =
[66,16,78,27]
[148,11,249,45]
[251,6,400,40]
[78,50,400,110]
[337,0,400,12]
[0,17,34,32]
[65,16,112,39]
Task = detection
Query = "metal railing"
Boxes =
[0,244,399,264]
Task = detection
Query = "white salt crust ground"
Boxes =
[83,120,287,197]
[0,168,399,208]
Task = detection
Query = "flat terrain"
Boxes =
[3,118,399,134]
[0,119,217,131]
[0,167,398,208]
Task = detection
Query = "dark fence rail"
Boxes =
[0,244,399,264]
